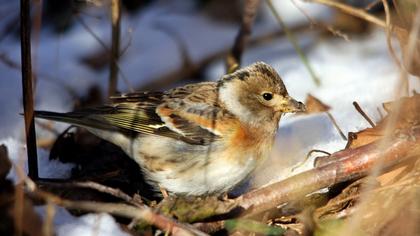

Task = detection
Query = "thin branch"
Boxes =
[76,14,133,93]
[227,0,261,72]
[36,180,144,207]
[292,149,331,171]
[352,101,376,128]
[326,111,347,140]
[234,128,420,218]
[76,15,109,50]
[364,0,381,11]
[108,0,121,97]
[291,0,349,41]
[382,0,402,69]
[136,25,312,91]
[267,0,321,86]
[305,0,418,43]
[304,0,386,28]
[20,0,38,180]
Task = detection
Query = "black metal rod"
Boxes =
[20,0,38,179]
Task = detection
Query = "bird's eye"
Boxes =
[262,93,273,101]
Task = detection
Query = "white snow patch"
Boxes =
[36,206,129,236]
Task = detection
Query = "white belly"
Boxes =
[87,129,264,196]
[153,154,257,195]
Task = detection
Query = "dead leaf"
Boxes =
[346,94,420,149]
[304,94,330,114]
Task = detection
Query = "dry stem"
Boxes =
[20,0,38,179]
[108,0,121,97]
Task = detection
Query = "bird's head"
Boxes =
[218,62,305,127]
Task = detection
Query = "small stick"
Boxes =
[20,0,38,180]
[326,112,347,140]
[292,149,331,171]
[364,0,381,11]
[71,181,144,207]
[36,180,144,207]
[108,0,121,97]
[376,107,384,120]
[228,0,261,72]
[267,0,321,86]
[353,101,376,128]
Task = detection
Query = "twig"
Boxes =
[29,188,208,236]
[267,0,321,86]
[292,149,331,171]
[76,14,133,93]
[108,0,121,97]
[234,128,420,218]
[377,107,384,120]
[43,201,55,236]
[20,0,38,180]
[382,0,401,67]
[0,52,21,69]
[31,0,43,89]
[352,101,376,128]
[305,0,418,41]
[74,181,140,205]
[364,0,381,11]
[76,15,109,50]
[291,0,349,41]
[36,180,144,207]
[326,111,347,140]
[227,0,261,72]
[304,0,386,28]
[137,23,311,91]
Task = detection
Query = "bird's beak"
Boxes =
[276,96,306,113]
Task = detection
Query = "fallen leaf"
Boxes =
[346,94,420,149]
[304,94,330,114]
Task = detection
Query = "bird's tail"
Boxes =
[34,110,117,131]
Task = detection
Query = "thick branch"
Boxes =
[235,129,420,218]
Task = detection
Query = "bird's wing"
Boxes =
[103,83,231,145]
[36,83,234,145]
[155,82,237,144]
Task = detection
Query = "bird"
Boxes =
[35,62,305,196]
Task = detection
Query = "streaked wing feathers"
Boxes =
[93,83,223,145]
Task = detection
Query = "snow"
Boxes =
[35,207,129,236]
[0,0,417,235]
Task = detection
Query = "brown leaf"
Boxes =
[346,94,420,149]
[304,94,330,114]
[382,94,420,129]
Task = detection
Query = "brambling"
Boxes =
[35,62,305,196]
